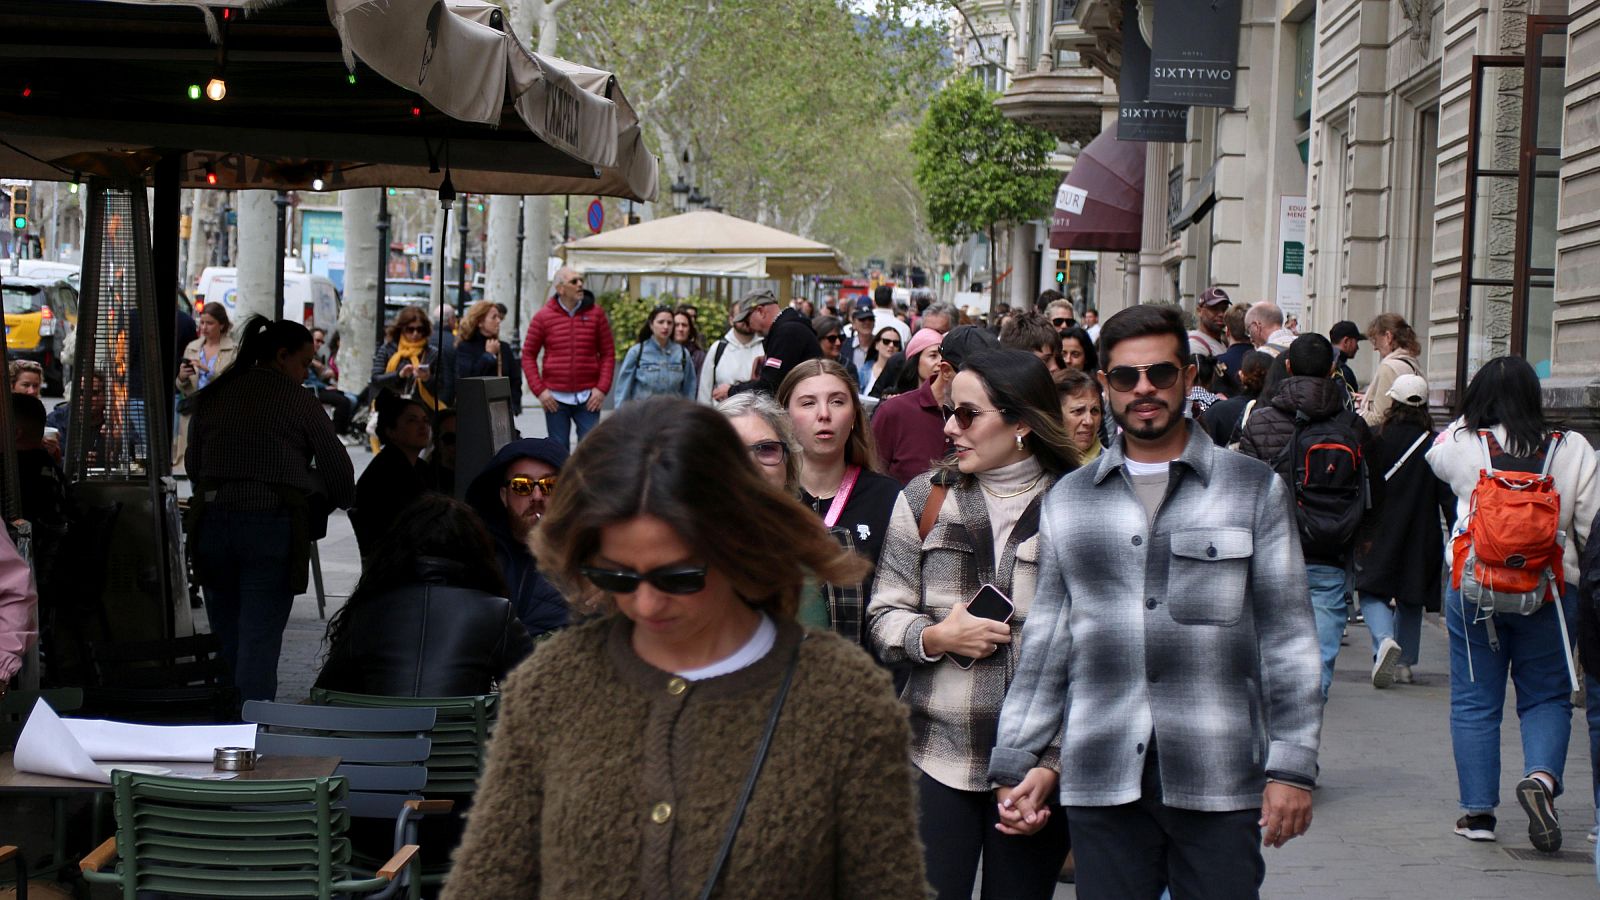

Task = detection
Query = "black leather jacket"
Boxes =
[315,558,533,697]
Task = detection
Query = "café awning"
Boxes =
[0,0,657,199]
[561,210,848,278]
[1049,123,1145,253]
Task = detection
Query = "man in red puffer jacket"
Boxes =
[522,267,616,451]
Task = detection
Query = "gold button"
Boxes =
[666,677,688,696]
[650,802,673,824]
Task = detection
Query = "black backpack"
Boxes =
[1271,409,1369,558]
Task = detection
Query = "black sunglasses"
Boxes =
[1052,317,1073,328]
[940,405,1003,429]
[1104,362,1183,392]
[748,440,788,466]
[579,564,708,595]
[820,334,843,344]
[879,337,902,348]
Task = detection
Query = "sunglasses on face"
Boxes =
[1104,362,1183,392]
[566,277,584,286]
[580,564,708,595]
[505,475,558,496]
[879,338,902,349]
[403,326,427,335]
[940,405,1003,429]
[1052,317,1073,328]
[820,334,843,344]
[748,440,788,467]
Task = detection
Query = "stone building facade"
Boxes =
[1040,0,1600,436]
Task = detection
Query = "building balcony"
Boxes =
[1061,0,1123,79]
[996,60,1117,144]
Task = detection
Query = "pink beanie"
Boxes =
[905,328,942,363]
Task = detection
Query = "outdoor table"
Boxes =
[0,752,341,795]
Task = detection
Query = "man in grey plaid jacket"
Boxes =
[988,304,1323,899]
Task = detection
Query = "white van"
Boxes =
[195,266,340,338]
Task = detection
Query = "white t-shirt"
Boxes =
[675,614,777,682]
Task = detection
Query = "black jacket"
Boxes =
[1578,506,1600,675]
[352,446,434,559]
[755,307,824,394]
[1238,375,1382,565]
[457,333,523,412]
[1353,422,1456,610]
[314,557,533,696]
[799,469,902,604]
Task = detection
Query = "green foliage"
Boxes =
[594,292,732,360]
[562,0,947,267]
[910,78,1061,245]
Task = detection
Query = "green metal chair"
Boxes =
[78,772,417,900]
[307,690,500,797]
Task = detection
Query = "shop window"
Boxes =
[1456,16,1567,395]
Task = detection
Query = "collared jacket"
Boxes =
[754,307,822,394]
[520,291,616,396]
[614,338,696,404]
[868,469,1060,792]
[989,426,1322,812]
[695,329,764,403]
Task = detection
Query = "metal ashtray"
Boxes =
[213,747,257,772]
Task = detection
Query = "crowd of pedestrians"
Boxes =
[155,267,1600,899]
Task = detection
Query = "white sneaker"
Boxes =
[1394,664,1414,684]
[1372,637,1402,689]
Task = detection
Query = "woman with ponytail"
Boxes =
[186,316,355,704]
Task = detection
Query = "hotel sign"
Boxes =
[1148,0,1242,108]
[1117,0,1188,141]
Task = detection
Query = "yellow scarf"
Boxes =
[386,334,441,409]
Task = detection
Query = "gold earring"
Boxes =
[1015,433,1025,451]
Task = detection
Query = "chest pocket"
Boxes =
[920,522,978,609]
[1166,527,1253,626]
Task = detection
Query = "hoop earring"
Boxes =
[1015,433,1026,452]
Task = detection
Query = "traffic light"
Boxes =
[942,271,952,283]
[1054,251,1069,287]
[9,186,27,230]
[1054,269,1066,284]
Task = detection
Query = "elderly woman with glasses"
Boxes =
[716,393,801,493]
[442,397,929,900]
[373,304,445,410]
[867,348,1079,900]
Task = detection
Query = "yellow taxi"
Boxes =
[3,275,79,395]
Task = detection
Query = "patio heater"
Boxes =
[66,177,190,647]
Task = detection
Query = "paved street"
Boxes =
[44,407,1595,897]
[268,426,1600,898]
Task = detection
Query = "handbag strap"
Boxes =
[1384,432,1430,482]
[698,636,805,900]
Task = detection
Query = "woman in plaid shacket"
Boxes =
[867,349,1079,900]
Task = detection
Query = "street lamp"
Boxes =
[456,196,470,308]
[670,174,690,214]
[687,187,706,212]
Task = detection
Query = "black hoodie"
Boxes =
[464,438,570,638]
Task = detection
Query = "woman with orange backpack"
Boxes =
[1427,356,1599,853]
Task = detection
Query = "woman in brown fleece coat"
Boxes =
[442,397,929,900]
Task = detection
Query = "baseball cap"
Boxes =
[1329,320,1365,344]
[1199,287,1231,309]
[938,325,1001,372]
[850,297,875,320]
[732,289,778,323]
[1386,373,1429,407]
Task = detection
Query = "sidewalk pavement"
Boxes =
[1047,612,1599,899]
[172,405,1600,896]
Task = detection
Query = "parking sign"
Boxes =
[417,232,435,258]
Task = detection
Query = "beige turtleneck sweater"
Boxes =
[975,455,1047,553]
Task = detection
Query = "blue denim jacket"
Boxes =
[614,338,696,403]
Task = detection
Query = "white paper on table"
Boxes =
[14,699,109,783]
[64,718,255,763]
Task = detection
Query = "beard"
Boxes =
[508,506,541,542]
[1110,397,1182,442]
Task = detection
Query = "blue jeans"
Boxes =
[1358,592,1422,666]
[196,507,294,704]
[1306,564,1351,699]
[1445,584,1577,813]
[543,401,599,452]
